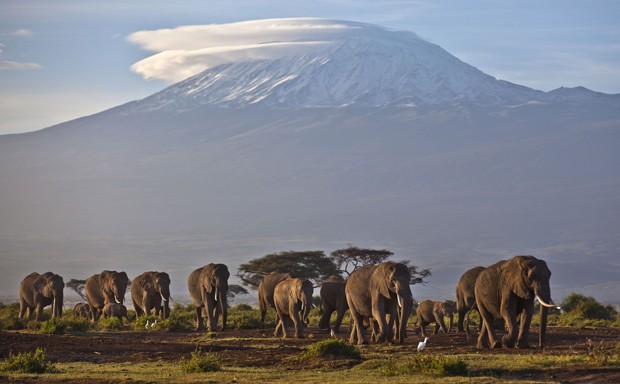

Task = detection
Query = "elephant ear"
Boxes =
[374,263,393,299]
[502,256,532,299]
[202,265,215,293]
[137,274,152,290]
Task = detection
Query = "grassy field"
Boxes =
[1,298,619,383]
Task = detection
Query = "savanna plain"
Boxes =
[1,301,619,384]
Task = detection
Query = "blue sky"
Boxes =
[1,0,619,134]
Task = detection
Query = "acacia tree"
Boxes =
[329,245,431,285]
[237,250,340,289]
[66,279,87,300]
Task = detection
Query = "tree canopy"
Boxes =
[329,245,431,285]
[237,250,340,289]
[66,279,87,300]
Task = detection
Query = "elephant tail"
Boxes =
[464,303,477,340]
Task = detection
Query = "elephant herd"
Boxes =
[318,255,558,349]
[17,255,558,350]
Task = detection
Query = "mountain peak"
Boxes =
[130,18,544,111]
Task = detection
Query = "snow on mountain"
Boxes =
[1,18,619,304]
[130,18,544,110]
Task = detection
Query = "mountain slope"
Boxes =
[1,19,619,304]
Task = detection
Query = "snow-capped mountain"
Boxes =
[133,19,543,110]
[1,19,619,304]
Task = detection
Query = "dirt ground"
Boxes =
[1,326,619,383]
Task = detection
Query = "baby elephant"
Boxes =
[416,300,455,338]
[102,303,129,323]
[73,303,91,319]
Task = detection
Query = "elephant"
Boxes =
[102,303,129,322]
[258,271,293,326]
[474,255,558,349]
[455,266,485,333]
[318,275,348,332]
[273,277,313,338]
[84,270,129,322]
[188,263,230,332]
[345,262,414,345]
[415,300,455,338]
[19,272,64,322]
[131,271,171,319]
[73,303,91,319]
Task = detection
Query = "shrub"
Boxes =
[179,348,221,373]
[0,303,26,330]
[379,355,468,376]
[97,317,124,331]
[0,348,57,374]
[227,307,262,330]
[161,311,194,332]
[301,339,361,360]
[39,317,90,334]
[561,293,615,320]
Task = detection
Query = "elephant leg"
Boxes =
[517,302,534,349]
[194,306,205,331]
[18,300,27,320]
[457,308,466,333]
[350,314,367,345]
[203,295,217,332]
[420,322,428,338]
[318,306,330,330]
[435,313,448,334]
[334,309,345,333]
[478,304,500,349]
[501,305,519,348]
[371,308,388,344]
[291,309,304,339]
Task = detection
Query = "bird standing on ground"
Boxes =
[145,320,151,329]
[152,320,157,328]
[417,337,429,351]
[330,328,335,338]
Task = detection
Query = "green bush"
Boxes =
[562,293,616,320]
[97,317,124,331]
[160,311,194,332]
[0,348,57,374]
[227,306,262,330]
[379,355,468,377]
[302,339,361,360]
[39,317,90,334]
[179,348,221,373]
[0,303,26,330]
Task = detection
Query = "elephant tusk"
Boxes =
[397,294,403,309]
[536,294,561,310]
[114,295,121,304]
[214,287,218,302]
[160,293,168,302]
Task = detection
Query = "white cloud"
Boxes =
[0,61,42,70]
[127,18,366,83]
[8,29,34,37]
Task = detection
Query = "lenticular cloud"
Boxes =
[127,18,375,83]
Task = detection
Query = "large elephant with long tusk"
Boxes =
[131,271,171,319]
[188,263,230,332]
[85,270,129,322]
[474,255,559,349]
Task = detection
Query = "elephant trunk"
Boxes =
[53,290,64,318]
[397,293,413,343]
[219,289,228,330]
[539,305,549,348]
[534,285,557,348]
